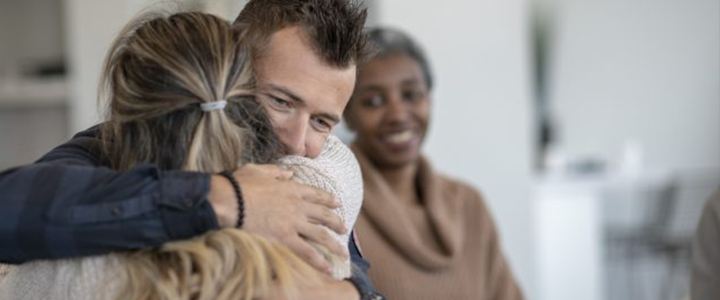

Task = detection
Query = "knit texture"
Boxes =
[0,255,122,300]
[278,135,363,279]
[352,145,524,300]
[0,135,363,298]
[0,263,13,284]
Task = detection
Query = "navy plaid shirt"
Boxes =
[0,126,379,297]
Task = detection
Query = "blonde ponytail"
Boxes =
[96,11,320,300]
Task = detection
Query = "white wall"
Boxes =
[372,1,536,298]
[64,0,128,133]
[0,106,68,169]
[63,0,248,134]
[0,0,64,74]
[536,1,719,299]
[0,0,68,169]
[547,0,720,172]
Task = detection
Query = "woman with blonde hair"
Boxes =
[0,10,362,300]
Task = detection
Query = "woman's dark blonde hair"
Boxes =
[99,11,282,171]
[96,11,319,300]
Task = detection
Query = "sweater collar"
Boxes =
[352,145,464,270]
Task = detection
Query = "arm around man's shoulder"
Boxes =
[0,126,218,263]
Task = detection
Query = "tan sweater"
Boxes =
[352,147,524,300]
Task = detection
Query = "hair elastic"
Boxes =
[200,100,227,112]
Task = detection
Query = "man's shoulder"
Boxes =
[71,125,101,139]
[35,124,104,165]
[435,171,484,201]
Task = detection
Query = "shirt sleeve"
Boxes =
[347,230,386,299]
[0,126,219,264]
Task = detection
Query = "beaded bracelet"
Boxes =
[219,171,244,228]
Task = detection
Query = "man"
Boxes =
[0,0,378,299]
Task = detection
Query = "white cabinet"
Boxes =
[0,0,251,170]
[0,0,69,170]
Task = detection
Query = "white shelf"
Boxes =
[0,77,68,108]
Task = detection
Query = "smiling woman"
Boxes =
[344,27,525,300]
[345,50,430,169]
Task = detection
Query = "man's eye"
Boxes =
[311,118,332,131]
[269,96,291,109]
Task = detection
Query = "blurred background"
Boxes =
[0,0,717,299]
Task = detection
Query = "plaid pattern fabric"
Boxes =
[0,126,217,263]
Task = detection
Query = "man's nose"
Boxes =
[281,118,307,156]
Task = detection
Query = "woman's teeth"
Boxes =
[385,130,413,144]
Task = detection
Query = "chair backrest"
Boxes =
[644,179,679,237]
[665,170,720,240]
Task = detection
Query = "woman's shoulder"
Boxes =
[435,171,484,199]
[0,255,122,300]
[434,171,494,215]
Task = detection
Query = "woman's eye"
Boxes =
[362,95,383,107]
[403,89,424,102]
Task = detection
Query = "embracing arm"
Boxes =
[0,127,218,263]
[0,127,349,271]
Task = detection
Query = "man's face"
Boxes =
[253,26,357,158]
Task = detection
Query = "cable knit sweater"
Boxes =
[278,135,363,279]
[0,256,123,300]
[0,135,363,299]
[352,146,524,300]
[0,263,13,284]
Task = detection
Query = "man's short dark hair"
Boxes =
[235,0,371,68]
